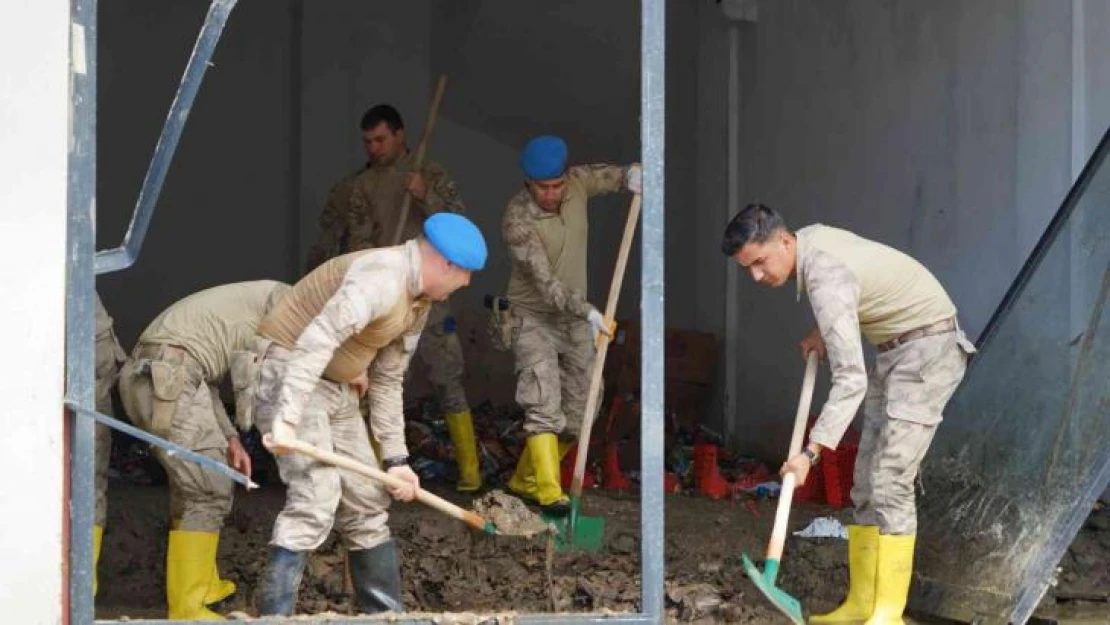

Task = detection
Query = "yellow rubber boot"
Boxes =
[863,534,915,625]
[510,440,571,500]
[92,524,104,598]
[812,525,878,623]
[445,410,482,492]
[508,446,536,499]
[528,433,570,514]
[166,530,224,620]
[204,561,236,605]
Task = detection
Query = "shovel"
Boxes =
[547,193,642,552]
[264,435,498,535]
[741,351,818,624]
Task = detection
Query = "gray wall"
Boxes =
[95,0,1108,460]
[97,0,298,347]
[698,0,1110,460]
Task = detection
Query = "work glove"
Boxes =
[588,308,614,343]
[626,163,643,194]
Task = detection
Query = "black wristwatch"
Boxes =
[382,456,409,470]
[802,448,821,466]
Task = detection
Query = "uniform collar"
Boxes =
[403,239,423,298]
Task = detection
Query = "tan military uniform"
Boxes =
[118,280,290,531]
[502,164,629,436]
[304,166,367,274]
[255,241,429,551]
[94,293,127,527]
[312,151,470,418]
[796,225,976,534]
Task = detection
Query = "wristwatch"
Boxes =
[382,456,409,470]
[802,448,821,466]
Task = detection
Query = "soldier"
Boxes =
[305,103,482,493]
[117,280,290,619]
[256,213,486,616]
[501,134,641,515]
[721,204,976,625]
[93,292,127,599]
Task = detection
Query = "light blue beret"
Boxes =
[423,213,487,271]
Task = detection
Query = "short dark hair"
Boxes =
[360,104,404,132]
[720,203,789,256]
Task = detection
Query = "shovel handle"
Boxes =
[765,352,818,562]
[267,436,490,533]
[570,194,642,497]
[390,75,448,246]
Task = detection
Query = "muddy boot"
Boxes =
[508,446,537,500]
[165,530,224,620]
[863,534,915,625]
[348,539,403,614]
[812,525,878,622]
[529,433,570,516]
[445,410,482,492]
[257,546,307,616]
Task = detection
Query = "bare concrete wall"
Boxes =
[96,0,297,347]
[705,0,1110,460]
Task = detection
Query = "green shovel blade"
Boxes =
[741,553,805,625]
[542,495,605,552]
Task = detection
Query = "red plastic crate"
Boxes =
[820,441,857,508]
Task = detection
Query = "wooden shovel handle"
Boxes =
[570,194,642,497]
[766,351,818,561]
[390,74,448,246]
[266,435,488,532]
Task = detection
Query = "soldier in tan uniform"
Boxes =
[722,204,977,625]
[256,213,486,616]
[93,292,127,598]
[118,280,290,620]
[304,104,482,493]
[501,135,641,515]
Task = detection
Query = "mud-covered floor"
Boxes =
[94,471,1109,623]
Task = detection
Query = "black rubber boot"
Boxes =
[257,546,307,616]
[348,539,404,614]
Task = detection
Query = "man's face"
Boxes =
[526,176,568,212]
[733,230,796,288]
[425,263,472,302]
[363,122,405,166]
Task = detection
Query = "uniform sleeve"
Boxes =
[269,258,403,426]
[304,180,354,274]
[416,162,466,217]
[367,313,427,460]
[208,384,238,439]
[805,251,868,450]
[502,205,592,318]
[569,164,628,198]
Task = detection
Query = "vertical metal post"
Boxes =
[640,0,666,621]
[67,0,98,622]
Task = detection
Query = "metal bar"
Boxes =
[96,614,655,625]
[94,0,238,275]
[68,404,258,490]
[66,0,98,622]
[973,122,1110,351]
[640,0,666,622]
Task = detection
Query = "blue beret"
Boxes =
[423,213,487,271]
[519,135,568,180]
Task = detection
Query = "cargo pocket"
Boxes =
[148,361,187,438]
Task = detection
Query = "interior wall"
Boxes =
[96,0,298,348]
[709,0,1104,460]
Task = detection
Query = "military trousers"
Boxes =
[255,344,392,552]
[852,328,974,535]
